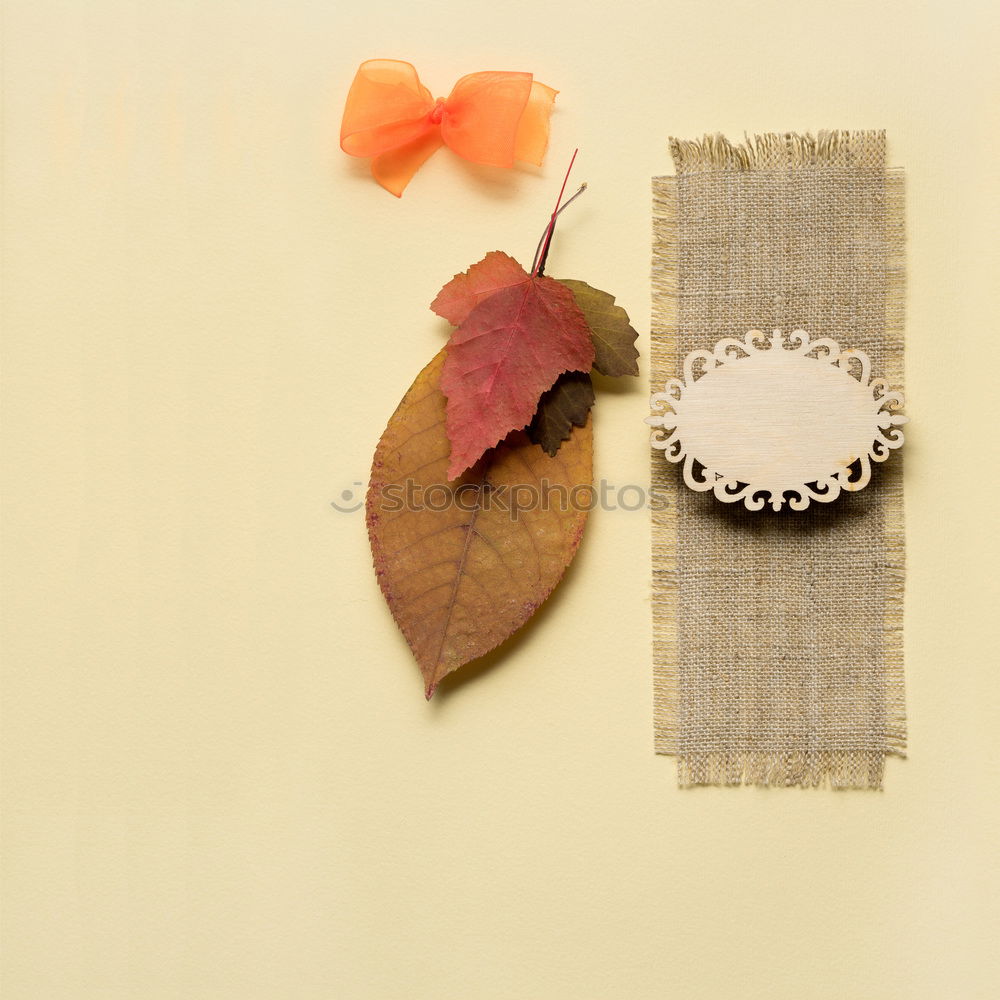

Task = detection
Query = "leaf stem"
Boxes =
[531,149,581,278]
[530,183,587,277]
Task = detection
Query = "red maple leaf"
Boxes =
[430,151,597,479]
[438,272,594,480]
[431,251,530,327]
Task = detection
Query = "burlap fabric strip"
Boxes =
[651,131,905,788]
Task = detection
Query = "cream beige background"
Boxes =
[2,1,998,997]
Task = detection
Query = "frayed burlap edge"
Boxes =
[676,751,890,789]
[651,176,679,755]
[883,168,908,762]
[669,130,887,172]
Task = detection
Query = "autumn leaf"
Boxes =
[364,152,639,701]
[557,279,640,377]
[440,276,594,480]
[367,350,592,698]
[430,251,528,326]
[527,371,595,456]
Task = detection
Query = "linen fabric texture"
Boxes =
[651,131,905,788]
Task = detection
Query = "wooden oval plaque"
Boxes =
[647,329,907,511]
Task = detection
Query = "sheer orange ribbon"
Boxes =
[340,60,557,196]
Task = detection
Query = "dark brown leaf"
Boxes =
[527,371,595,456]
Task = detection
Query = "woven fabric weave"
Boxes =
[651,131,905,788]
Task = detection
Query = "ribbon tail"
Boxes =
[371,129,444,197]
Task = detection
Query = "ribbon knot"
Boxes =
[428,98,447,125]
[340,60,558,197]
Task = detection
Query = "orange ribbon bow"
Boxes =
[340,60,557,197]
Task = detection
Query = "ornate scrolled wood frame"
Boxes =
[647,329,907,512]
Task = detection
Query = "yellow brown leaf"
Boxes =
[367,350,593,698]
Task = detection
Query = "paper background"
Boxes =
[2,1,998,997]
